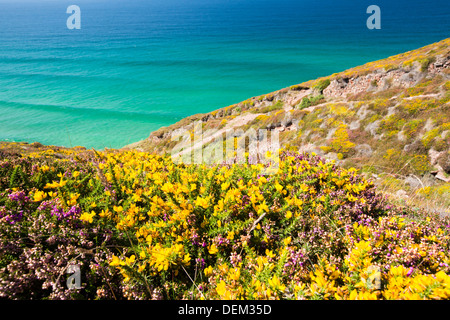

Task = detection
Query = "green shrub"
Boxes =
[409,154,432,176]
[252,100,284,114]
[418,57,435,72]
[313,79,331,92]
[297,95,325,110]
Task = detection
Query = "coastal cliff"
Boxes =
[128,38,450,213]
[1,38,450,301]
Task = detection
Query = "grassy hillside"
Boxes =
[1,39,450,300]
[129,38,450,215]
[1,142,450,300]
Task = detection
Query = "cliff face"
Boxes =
[127,38,450,212]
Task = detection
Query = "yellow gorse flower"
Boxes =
[268,275,286,292]
[204,266,213,277]
[80,211,96,223]
[208,244,219,255]
[33,190,47,202]
[60,146,450,300]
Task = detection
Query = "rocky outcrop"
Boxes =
[126,38,450,199]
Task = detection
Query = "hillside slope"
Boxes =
[128,38,450,214]
[1,39,450,300]
[1,141,450,300]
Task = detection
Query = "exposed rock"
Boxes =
[405,175,423,189]
[319,118,328,129]
[323,63,430,99]
[428,148,442,166]
[266,121,282,130]
[435,171,450,183]
[365,120,381,138]
[398,71,422,85]
[356,104,373,120]
[422,173,437,187]
[354,144,373,157]
[396,189,409,198]
[287,89,312,106]
[387,106,397,117]
[291,118,300,130]
[397,130,407,142]
[325,127,338,140]
[281,113,293,128]
[349,120,360,130]
[202,114,212,122]
[429,54,450,74]
[216,110,224,118]
[437,152,450,174]
[403,140,427,154]
[423,118,435,132]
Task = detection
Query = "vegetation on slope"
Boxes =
[1,142,450,300]
[1,39,450,300]
[129,38,450,215]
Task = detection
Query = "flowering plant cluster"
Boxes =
[1,144,449,300]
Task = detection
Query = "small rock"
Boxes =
[423,118,435,132]
[326,152,339,160]
[365,120,381,138]
[437,152,450,174]
[403,140,426,153]
[325,127,338,140]
[354,144,373,157]
[397,130,407,142]
[386,106,397,117]
[396,189,409,198]
[405,175,422,189]
[435,171,450,183]
[202,114,211,122]
[349,120,360,130]
[281,114,293,127]
[291,118,300,130]
[428,148,442,166]
[422,173,436,187]
[356,104,372,120]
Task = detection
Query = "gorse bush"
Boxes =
[0,153,127,299]
[297,94,325,110]
[252,100,284,114]
[313,79,331,93]
[320,124,355,157]
[1,145,450,300]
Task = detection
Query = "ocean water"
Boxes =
[0,0,449,149]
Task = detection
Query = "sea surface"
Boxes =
[0,0,449,149]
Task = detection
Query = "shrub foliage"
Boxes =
[1,145,450,300]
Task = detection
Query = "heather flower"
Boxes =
[1,145,450,300]
[8,190,29,203]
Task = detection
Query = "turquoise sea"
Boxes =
[0,0,449,149]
